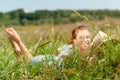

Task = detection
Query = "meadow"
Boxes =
[0,17,120,80]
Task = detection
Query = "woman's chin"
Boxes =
[80,45,89,51]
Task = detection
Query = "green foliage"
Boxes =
[0,11,120,79]
[1,9,120,26]
[0,27,120,79]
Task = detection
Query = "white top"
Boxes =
[31,44,73,64]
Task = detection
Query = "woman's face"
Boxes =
[73,29,91,51]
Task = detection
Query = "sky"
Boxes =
[0,0,120,12]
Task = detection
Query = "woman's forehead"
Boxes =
[77,30,90,35]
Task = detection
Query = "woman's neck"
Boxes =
[73,44,90,57]
[80,50,90,57]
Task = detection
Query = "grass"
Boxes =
[0,18,120,79]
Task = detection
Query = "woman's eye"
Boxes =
[79,37,84,39]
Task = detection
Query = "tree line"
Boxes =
[0,9,120,26]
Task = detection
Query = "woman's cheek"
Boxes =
[80,43,89,50]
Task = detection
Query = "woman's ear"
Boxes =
[73,39,77,44]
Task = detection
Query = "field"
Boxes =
[0,19,120,79]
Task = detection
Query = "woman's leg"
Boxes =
[7,35,22,61]
[5,28,33,61]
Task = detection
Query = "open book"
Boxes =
[91,30,111,50]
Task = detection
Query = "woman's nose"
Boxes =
[83,37,88,41]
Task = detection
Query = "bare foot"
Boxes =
[5,28,21,43]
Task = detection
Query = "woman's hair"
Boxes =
[70,25,88,43]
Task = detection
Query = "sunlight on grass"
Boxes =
[0,12,120,79]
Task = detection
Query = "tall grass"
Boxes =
[0,12,120,79]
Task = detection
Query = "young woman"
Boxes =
[5,25,109,64]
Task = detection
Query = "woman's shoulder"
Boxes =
[58,44,73,51]
[57,44,73,57]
